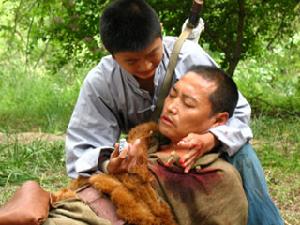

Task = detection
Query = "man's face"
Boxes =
[113,37,163,80]
[159,72,218,143]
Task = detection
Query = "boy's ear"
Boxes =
[211,112,229,128]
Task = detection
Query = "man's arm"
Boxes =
[66,68,120,178]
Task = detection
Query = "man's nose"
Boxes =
[167,100,178,114]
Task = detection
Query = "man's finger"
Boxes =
[108,157,126,173]
[111,143,120,158]
[184,163,192,173]
[127,139,141,157]
[176,141,194,149]
[184,154,197,168]
[165,151,177,167]
[119,148,128,159]
[179,148,198,165]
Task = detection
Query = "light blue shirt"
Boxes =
[66,36,253,178]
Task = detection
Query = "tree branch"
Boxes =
[34,38,51,69]
[25,17,34,64]
[204,25,229,55]
[266,11,287,50]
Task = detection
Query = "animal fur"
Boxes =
[52,122,177,225]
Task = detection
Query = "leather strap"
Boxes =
[151,27,193,120]
[77,186,125,225]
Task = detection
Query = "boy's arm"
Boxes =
[209,91,253,156]
[65,69,120,179]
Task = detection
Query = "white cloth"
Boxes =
[181,18,205,43]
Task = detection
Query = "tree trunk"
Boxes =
[226,0,246,77]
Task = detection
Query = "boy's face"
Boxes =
[158,72,220,143]
[113,37,163,80]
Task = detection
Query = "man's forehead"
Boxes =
[183,72,216,86]
[176,72,217,96]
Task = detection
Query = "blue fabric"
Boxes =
[224,143,284,225]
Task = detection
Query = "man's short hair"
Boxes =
[100,0,162,54]
[187,65,239,118]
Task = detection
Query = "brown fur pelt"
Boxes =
[52,122,177,225]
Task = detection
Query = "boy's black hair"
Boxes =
[187,65,239,118]
[100,0,162,54]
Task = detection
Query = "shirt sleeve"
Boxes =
[209,91,253,156]
[65,67,120,178]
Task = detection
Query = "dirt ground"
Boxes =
[0,132,65,144]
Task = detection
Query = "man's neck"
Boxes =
[157,144,189,158]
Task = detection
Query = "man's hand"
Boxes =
[107,139,143,174]
[176,132,219,173]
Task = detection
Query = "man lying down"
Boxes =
[0,65,247,225]
[44,65,247,225]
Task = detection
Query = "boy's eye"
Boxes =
[125,58,138,65]
[147,48,160,58]
[149,52,159,60]
[126,60,136,65]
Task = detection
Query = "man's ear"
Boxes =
[211,112,229,128]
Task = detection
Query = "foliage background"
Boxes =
[0,0,299,132]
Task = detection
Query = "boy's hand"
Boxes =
[176,132,219,173]
[107,139,143,174]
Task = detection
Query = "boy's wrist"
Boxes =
[207,132,220,152]
[100,159,110,173]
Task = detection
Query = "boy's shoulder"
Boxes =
[83,55,117,84]
[94,54,120,76]
[163,35,203,54]
[162,36,176,51]
[98,54,115,69]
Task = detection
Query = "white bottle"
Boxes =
[119,138,128,154]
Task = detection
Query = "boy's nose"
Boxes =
[139,60,153,71]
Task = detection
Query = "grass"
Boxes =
[0,116,299,224]
[0,141,69,204]
[0,58,89,133]
[251,115,300,225]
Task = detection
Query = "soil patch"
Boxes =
[0,132,65,144]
